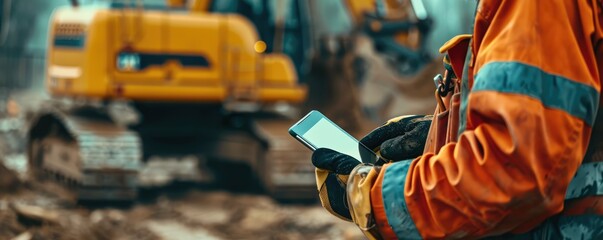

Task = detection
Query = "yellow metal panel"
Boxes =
[106,10,162,48]
[222,14,261,93]
[112,68,167,85]
[166,13,222,85]
[48,8,111,98]
[110,11,166,85]
[261,54,297,86]
[50,49,85,68]
[116,84,227,102]
[171,68,222,86]
[166,14,221,53]
[84,10,111,97]
[258,87,307,103]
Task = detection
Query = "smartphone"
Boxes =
[289,110,379,164]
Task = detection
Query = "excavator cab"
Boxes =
[31,0,312,202]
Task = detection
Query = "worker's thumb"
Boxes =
[312,148,359,175]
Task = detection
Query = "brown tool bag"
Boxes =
[423,72,461,154]
[423,35,471,154]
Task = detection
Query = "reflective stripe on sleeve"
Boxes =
[472,61,600,126]
[382,160,422,239]
[566,162,603,200]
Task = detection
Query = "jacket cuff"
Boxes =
[372,160,422,239]
[347,164,381,239]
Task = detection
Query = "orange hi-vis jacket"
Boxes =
[349,0,603,239]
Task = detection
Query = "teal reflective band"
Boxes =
[491,214,603,239]
[565,162,603,200]
[457,44,472,137]
[381,160,422,240]
[473,62,600,126]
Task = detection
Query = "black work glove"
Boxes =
[361,115,432,161]
[312,148,360,221]
[311,115,431,221]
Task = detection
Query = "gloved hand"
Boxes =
[361,115,432,161]
[312,148,360,221]
[312,115,432,221]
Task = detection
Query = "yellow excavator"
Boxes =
[29,0,310,201]
[27,0,431,202]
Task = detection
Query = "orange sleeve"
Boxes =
[370,0,602,239]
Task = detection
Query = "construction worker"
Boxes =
[312,0,603,239]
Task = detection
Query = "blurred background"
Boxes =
[0,0,475,239]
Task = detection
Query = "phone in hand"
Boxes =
[289,110,379,164]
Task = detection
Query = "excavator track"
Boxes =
[205,114,316,200]
[27,105,317,202]
[28,110,142,202]
[255,119,315,201]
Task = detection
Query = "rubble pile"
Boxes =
[0,201,160,240]
[0,163,20,192]
[0,93,364,240]
[0,189,364,240]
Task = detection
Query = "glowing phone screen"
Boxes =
[302,118,363,161]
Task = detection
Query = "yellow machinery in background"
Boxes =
[28,0,311,201]
[27,0,431,202]
[47,3,304,103]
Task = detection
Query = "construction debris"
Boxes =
[10,231,32,240]
[138,156,212,187]
[0,163,19,191]
[11,203,60,226]
[0,186,364,239]
[0,95,364,240]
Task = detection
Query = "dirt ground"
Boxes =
[0,183,364,240]
[0,154,365,240]
[0,99,366,240]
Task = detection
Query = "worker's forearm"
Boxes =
[369,77,598,238]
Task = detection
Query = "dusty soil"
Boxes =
[0,150,365,240]
[0,97,366,240]
[0,184,364,240]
